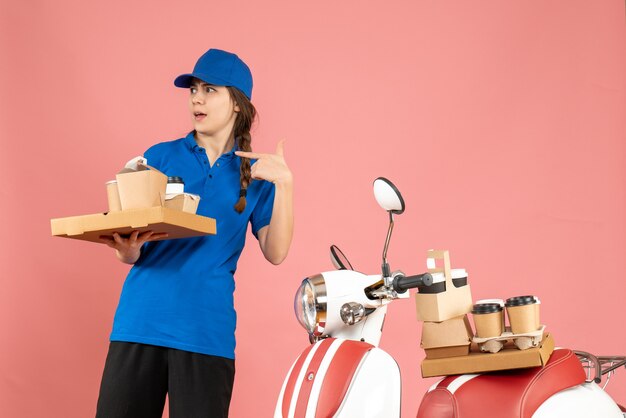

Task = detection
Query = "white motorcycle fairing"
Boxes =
[533,381,623,417]
[312,270,395,347]
[275,338,401,418]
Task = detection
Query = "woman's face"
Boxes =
[188,79,239,138]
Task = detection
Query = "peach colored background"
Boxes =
[1,1,625,417]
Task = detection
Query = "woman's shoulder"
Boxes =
[145,136,187,154]
[144,135,191,160]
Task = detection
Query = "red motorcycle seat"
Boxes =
[417,348,586,418]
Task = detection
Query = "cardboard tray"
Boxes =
[421,333,555,378]
[473,325,546,353]
[51,207,216,243]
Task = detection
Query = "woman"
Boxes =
[96,48,293,418]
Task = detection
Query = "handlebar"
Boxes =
[392,273,433,294]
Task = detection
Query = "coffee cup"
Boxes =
[106,180,122,212]
[505,295,540,334]
[472,303,504,338]
[476,299,505,330]
[418,269,468,294]
[167,176,185,195]
[451,268,468,288]
[418,272,446,294]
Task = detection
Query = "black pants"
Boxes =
[95,342,235,418]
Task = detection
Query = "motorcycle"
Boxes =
[274,177,626,417]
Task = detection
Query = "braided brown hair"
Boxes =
[228,86,257,213]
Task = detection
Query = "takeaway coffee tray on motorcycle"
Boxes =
[473,325,546,353]
[50,207,216,243]
[421,333,554,378]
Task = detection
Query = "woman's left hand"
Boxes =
[235,140,293,186]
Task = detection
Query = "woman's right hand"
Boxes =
[99,230,168,264]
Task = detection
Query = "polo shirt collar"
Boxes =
[184,131,198,151]
[184,131,239,160]
[222,142,239,160]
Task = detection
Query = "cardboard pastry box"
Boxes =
[421,315,473,359]
[51,207,216,243]
[421,333,555,378]
[115,157,167,210]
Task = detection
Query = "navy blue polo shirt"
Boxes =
[110,132,275,359]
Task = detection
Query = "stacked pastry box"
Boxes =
[50,157,215,243]
[416,250,554,378]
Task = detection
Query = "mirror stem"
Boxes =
[382,212,394,278]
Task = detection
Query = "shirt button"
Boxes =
[209,174,213,179]
[216,163,220,167]
[204,161,207,164]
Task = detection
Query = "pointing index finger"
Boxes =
[235,150,263,159]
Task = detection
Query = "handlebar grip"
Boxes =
[393,273,433,294]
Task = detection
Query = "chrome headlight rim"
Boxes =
[294,274,327,337]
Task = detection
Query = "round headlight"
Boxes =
[293,274,327,336]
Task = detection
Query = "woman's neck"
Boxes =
[194,131,235,166]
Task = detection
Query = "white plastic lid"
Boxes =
[430,272,445,283]
[429,269,467,283]
[451,268,467,279]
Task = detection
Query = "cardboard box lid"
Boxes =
[118,156,151,174]
[421,333,555,378]
[164,193,201,215]
[421,315,473,349]
[50,207,216,243]
[165,193,201,201]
